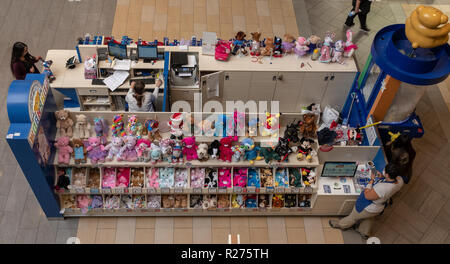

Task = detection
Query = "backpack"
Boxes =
[215,40,231,61]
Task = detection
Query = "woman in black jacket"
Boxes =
[345,0,373,32]
[10,42,42,80]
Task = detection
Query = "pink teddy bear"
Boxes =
[233,168,248,187]
[190,168,205,188]
[116,167,130,188]
[55,137,73,164]
[135,138,151,162]
[102,168,116,188]
[182,136,198,161]
[86,137,106,164]
[218,168,231,188]
[146,168,159,188]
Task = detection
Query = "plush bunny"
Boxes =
[55,137,73,164]
[182,136,198,161]
[86,137,106,163]
[344,29,358,57]
[74,114,91,139]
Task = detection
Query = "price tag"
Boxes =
[266,188,274,193]
[185,162,192,167]
[163,208,172,212]
[174,188,184,194]
[193,188,202,194]
[208,188,217,194]
[304,186,313,194]
[147,208,155,212]
[134,188,143,194]
[161,188,170,194]
[233,187,242,193]
[142,188,148,194]
[275,187,285,193]
[247,187,256,193]
[147,188,156,194]
[102,188,111,194]
[174,208,184,212]
[218,188,227,194]
[291,187,300,193]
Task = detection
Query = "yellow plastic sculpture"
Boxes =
[405,5,450,49]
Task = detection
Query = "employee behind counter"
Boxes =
[126,77,163,112]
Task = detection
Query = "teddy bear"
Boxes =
[160,138,174,163]
[162,195,175,208]
[102,168,116,189]
[71,168,86,188]
[230,145,243,163]
[86,137,106,163]
[282,34,296,53]
[218,168,231,188]
[181,136,198,161]
[104,137,123,161]
[172,142,183,163]
[190,195,203,209]
[116,167,130,188]
[111,114,126,137]
[261,37,274,56]
[217,194,230,208]
[272,194,284,208]
[208,140,220,159]
[159,167,175,188]
[300,113,317,138]
[204,168,218,188]
[219,136,234,162]
[247,168,260,188]
[55,110,74,137]
[147,195,161,209]
[306,35,321,52]
[231,31,248,56]
[197,143,209,162]
[146,168,160,188]
[71,138,86,164]
[332,40,345,64]
[289,168,303,187]
[149,143,162,164]
[118,136,138,162]
[126,115,143,138]
[406,5,450,49]
[174,169,188,188]
[233,168,247,187]
[258,194,268,208]
[87,168,100,189]
[260,168,274,187]
[62,195,77,209]
[190,168,205,188]
[74,114,90,139]
[131,168,144,188]
[135,138,151,162]
[250,32,262,56]
[174,195,187,208]
[294,36,310,57]
[55,137,73,164]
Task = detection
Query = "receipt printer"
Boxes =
[170,53,198,86]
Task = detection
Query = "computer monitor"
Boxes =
[321,162,358,177]
[138,45,158,60]
[108,42,127,59]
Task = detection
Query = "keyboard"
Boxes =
[129,78,156,85]
[91,79,106,85]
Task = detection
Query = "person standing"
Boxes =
[126,78,163,112]
[10,42,42,80]
[385,134,416,184]
[345,0,373,32]
[329,163,404,239]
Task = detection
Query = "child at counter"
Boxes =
[126,78,163,112]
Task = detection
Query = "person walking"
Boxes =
[345,0,373,32]
[329,163,404,239]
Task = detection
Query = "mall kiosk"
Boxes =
[8,36,387,218]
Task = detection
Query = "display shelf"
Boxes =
[98,60,164,70]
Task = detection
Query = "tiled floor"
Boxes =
[1,0,450,244]
[111,0,300,41]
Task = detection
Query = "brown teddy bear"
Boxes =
[162,195,175,208]
[130,168,144,188]
[300,113,317,138]
[261,37,274,56]
[217,194,230,208]
[231,31,248,56]
[406,5,450,49]
[260,168,274,187]
[174,195,187,208]
[87,168,100,188]
[71,138,87,164]
[55,110,74,137]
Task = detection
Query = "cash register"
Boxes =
[170,52,198,86]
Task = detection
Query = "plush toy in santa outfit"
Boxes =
[168,113,184,140]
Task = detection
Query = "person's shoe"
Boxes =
[329,220,341,229]
[360,26,371,32]
[344,22,355,27]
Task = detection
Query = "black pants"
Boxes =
[345,0,371,27]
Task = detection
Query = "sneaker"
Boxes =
[344,22,355,27]
[360,26,371,32]
[329,220,341,229]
